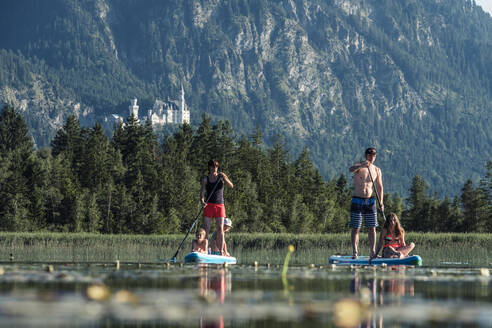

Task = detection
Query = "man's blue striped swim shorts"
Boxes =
[350,197,378,229]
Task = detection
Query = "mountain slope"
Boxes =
[1,0,491,195]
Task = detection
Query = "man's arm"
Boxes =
[376,167,384,210]
[349,161,367,173]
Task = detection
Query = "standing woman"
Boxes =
[201,159,233,255]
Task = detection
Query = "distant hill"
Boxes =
[1,0,491,196]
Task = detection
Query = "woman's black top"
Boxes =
[206,175,224,204]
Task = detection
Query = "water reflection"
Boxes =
[348,268,415,328]
[379,275,414,303]
[1,263,491,327]
[198,267,230,328]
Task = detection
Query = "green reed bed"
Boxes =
[230,233,492,266]
[1,232,491,266]
[0,233,182,263]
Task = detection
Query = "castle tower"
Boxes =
[181,84,186,112]
[129,98,139,118]
[147,109,153,123]
[180,84,190,124]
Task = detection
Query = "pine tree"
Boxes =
[479,161,492,226]
[111,115,161,232]
[335,174,352,210]
[0,105,33,154]
[165,207,182,234]
[449,196,464,232]
[384,193,404,219]
[211,120,236,169]
[404,175,429,231]
[461,180,488,232]
[189,113,213,170]
[160,125,200,233]
[267,135,291,203]
[80,123,112,190]
[0,105,42,231]
[436,197,453,232]
[421,196,440,232]
[225,169,263,232]
[81,189,102,233]
[51,115,85,180]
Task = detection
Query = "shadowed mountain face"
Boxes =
[1,0,491,195]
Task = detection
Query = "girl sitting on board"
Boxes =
[374,213,415,258]
[210,218,232,256]
[192,228,208,254]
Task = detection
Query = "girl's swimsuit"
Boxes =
[384,234,401,248]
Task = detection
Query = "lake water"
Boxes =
[0,260,491,327]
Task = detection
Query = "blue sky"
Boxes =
[475,0,492,15]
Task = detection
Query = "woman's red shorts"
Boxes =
[203,203,226,218]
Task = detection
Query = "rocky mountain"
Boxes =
[1,0,491,196]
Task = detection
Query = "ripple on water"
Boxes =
[0,264,491,326]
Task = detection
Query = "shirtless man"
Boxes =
[348,147,384,259]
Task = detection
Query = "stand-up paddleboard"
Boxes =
[184,252,237,264]
[329,255,422,266]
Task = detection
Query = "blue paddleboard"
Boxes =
[329,255,422,266]
[184,252,237,264]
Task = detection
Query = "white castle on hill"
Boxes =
[128,85,190,126]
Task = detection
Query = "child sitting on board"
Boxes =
[374,213,415,258]
[210,218,232,256]
[192,228,208,254]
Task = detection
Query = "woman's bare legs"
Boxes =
[383,246,401,258]
[215,217,224,255]
[397,242,415,257]
[203,216,212,239]
[383,243,415,258]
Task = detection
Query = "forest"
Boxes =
[1,0,492,196]
[1,104,490,234]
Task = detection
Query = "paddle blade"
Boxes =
[170,257,177,263]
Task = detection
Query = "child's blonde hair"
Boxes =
[196,228,206,237]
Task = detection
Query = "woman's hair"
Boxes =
[383,212,404,237]
[208,159,219,168]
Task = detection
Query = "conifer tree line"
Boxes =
[0,105,490,233]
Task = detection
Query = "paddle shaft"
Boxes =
[171,175,222,261]
[367,164,386,222]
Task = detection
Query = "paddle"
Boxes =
[367,163,386,222]
[366,163,385,263]
[169,175,222,263]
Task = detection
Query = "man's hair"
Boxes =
[365,147,376,155]
[208,159,219,168]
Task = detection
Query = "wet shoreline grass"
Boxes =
[0,232,491,266]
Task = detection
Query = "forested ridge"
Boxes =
[1,105,490,233]
[1,0,491,197]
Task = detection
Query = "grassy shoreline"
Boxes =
[1,231,491,246]
[1,232,491,265]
